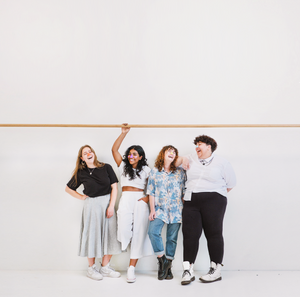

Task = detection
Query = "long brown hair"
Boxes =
[154,145,178,173]
[72,145,105,184]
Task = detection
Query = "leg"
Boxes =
[127,259,138,283]
[100,254,121,278]
[102,254,112,266]
[181,195,202,285]
[201,193,227,264]
[148,218,170,280]
[129,259,138,267]
[148,218,165,256]
[182,196,203,264]
[165,223,181,260]
[199,192,227,283]
[126,193,151,283]
[87,257,95,267]
[130,197,153,259]
[164,222,181,281]
[117,192,135,251]
[86,257,103,281]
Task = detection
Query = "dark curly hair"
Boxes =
[122,145,148,180]
[193,135,217,152]
[154,145,178,173]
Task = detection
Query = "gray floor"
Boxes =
[0,270,299,297]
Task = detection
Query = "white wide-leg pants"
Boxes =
[117,191,153,259]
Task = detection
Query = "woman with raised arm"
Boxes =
[147,145,186,281]
[65,145,121,281]
[178,135,236,285]
[112,125,153,283]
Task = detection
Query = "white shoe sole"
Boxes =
[100,273,121,278]
[100,269,121,278]
[87,274,103,281]
[199,276,222,283]
[181,276,195,285]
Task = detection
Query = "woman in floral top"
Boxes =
[147,145,186,280]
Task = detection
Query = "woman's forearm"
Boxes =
[112,125,130,166]
[149,195,155,212]
[175,156,190,170]
[65,186,87,200]
[106,183,118,218]
[109,183,118,208]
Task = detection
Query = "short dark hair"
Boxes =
[193,135,217,152]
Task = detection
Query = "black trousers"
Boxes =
[182,192,227,264]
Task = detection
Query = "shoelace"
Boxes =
[208,267,216,275]
[182,270,191,277]
[91,265,100,273]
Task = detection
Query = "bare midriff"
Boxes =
[122,186,144,192]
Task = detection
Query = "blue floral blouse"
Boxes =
[147,167,186,224]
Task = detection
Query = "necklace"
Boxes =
[87,167,96,175]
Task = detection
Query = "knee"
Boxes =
[148,225,160,239]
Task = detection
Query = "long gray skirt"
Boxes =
[78,194,121,258]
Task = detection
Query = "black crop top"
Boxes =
[67,163,118,198]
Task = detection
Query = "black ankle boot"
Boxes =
[157,255,171,280]
[165,260,173,280]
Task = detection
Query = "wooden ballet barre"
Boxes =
[1,124,300,128]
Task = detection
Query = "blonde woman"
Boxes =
[65,145,121,280]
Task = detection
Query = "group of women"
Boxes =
[65,125,236,285]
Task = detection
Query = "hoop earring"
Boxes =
[81,160,86,166]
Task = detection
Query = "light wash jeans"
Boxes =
[148,218,181,260]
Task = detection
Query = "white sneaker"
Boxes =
[199,261,222,283]
[100,263,121,278]
[127,266,136,283]
[181,261,195,285]
[87,264,103,280]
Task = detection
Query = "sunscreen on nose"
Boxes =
[129,154,133,158]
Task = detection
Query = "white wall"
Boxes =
[0,0,300,271]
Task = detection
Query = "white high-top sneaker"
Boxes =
[127,266,136,283]
[181,261,195,285]
[87,264,103,281]
[199,261,222,283]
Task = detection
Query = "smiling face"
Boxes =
[127,149,142,168]
[164,148,177,163]
[195,142,212,159]
[81,146,95,166]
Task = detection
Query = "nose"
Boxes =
[129,154,133,158]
